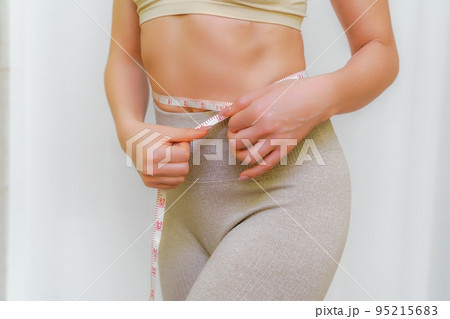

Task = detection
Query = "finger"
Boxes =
[227,129,264,161]
[151,124,210,142]
[151,184,179,190]
[238,149,282,179]
[227,126,259,151]
[141,142,189,174]
[235,139,273,164]
[171,141,190,152]
[164,141,190,162]
[141,161,189,177]
[142,175,186,186]
[227,99,269,133]
[170,127,210,142]
[219,86,267,117]
[143,143,188,165]
[228,124,270,151]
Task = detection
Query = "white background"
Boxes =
[3,0,450,300]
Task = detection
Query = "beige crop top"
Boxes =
[133,0,308,31]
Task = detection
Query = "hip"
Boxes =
[153,100,350,184]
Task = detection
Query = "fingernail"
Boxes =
[237,175,249,181]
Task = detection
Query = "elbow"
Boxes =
[393,51,400,83]
[382,36,400,86]
[377,38,400,88]
[365,37,400,86]
[389,42,400,85]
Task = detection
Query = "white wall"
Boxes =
[309,1,450,300]
[7,0,156,300]
[0,0,10,302]
[5,0,450,300]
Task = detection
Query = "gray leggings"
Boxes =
[154,101,351,300]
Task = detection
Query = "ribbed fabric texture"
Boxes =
[153,101,352,300]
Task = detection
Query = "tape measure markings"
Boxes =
[149,70,305,300]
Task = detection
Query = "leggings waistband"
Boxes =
[153,100,337,182]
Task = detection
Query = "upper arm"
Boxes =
[330,0,397,55]
[108,0,142,63]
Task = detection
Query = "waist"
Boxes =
[153,100,337,182]
[140,14,306,113]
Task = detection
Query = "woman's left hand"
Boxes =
[220,75,338,180]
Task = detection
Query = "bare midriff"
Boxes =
[139,14,306,113]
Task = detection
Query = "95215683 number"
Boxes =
[375,305,438,316]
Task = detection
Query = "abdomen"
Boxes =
[139,14,306,112]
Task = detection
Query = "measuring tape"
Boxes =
[149,70,306,300]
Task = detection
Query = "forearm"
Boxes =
[322,38,399,117]
[104,56,150,151]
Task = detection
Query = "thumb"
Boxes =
[157,125,210,142]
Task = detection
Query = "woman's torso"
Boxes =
[139,14,306,113]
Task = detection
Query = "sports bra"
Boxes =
[133,0,308,31]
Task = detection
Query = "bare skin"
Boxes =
[105,0,399,189]
[140,15,306,113]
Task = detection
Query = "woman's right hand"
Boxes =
[119,120,210,190]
